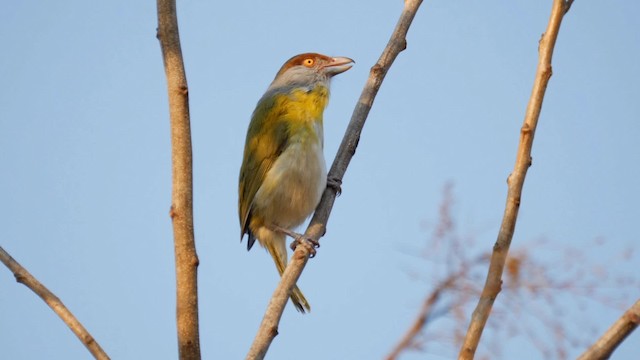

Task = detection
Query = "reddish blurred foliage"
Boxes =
[386,183,640,360]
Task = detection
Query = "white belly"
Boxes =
[253,136,327,229]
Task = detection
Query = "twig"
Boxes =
[458,1,574,359]
[0,246,110,360]
[385,269,464,360]
[245,1,424,359]
[156,1,201,359]
[577,299,640,360]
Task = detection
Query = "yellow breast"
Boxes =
[275,85,329,136]
[251,84,329,228]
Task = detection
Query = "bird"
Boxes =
[238,53,354,313]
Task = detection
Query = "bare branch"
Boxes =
[0,246,110,360]
[156,1,201,359]
[577,299,640,360]
[458,1,574,359]
[245,1,425,358]
[385,268,466,360]
[387,186,639,359]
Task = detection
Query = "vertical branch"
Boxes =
[156,1,201,359]
[0,247,110,360]
[245,1,424,359]
[577,299,640,360]
[458,1,573,359]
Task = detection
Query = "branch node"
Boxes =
[513,195,521,207]
[270,326,279,338]
[348,136,360,157]
[293,245,311,261]
[538,33,545,51]
[371,63,385,77]
[564,0,575,14]
[15,273,26,284]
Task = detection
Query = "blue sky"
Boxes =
[1,1,639,359]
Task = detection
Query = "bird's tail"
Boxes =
[265,235,311,313]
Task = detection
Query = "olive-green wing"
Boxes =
[238,95,290,248]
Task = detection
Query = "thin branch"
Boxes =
[577,299,640,360]
[385,268,465,360]
[245,1,425,358]
[458,1,574,359]
[156,1,201,359]
[0,246,110,360]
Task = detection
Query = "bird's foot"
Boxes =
[327,176,342,196]
[290,236,320,258]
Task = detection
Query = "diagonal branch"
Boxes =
[577,299,640,360]
[458,1,574,359]
[0,246,110,360]
[245,1,425,359]
[385,265,471,360]
[156,1,201,359]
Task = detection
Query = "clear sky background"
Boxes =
[1,1,639,359]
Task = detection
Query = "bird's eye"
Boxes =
[303,58,315,67]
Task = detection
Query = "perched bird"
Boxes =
[238,53,354,313]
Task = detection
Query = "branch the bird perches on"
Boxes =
[245,1,425,359]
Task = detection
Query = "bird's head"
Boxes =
[268,53,354,91]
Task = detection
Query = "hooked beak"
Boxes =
[323,56,355,77]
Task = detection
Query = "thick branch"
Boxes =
[245,1,424,358]
[577,299,640,360]
[156,1,201,359]
[0,246,110,359]
[458,1,573,359]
